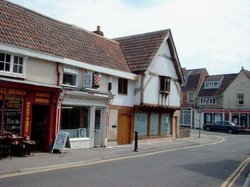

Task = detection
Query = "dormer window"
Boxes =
[160,76,171,93]
[204,81,219,89]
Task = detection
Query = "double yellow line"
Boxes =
[221,156,250,187]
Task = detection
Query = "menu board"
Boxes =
[51,131,71,155]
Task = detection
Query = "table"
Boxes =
[22,140,36,156]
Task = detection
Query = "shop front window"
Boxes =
[161,113,170,136]
[3,97,23,136]
[232,113,239,125]
[61,106,89,138]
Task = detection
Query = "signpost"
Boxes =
[51,131,71,155]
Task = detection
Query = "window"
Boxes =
[204,81,219,89]
[180,109,191,125]
[0,52,25,76]
[63,66,78,87]
[188,92,194,103]
[236,94,244,105]
[13,56,24,74]
[160,76,171,93]
[200,98,207,105]
[209,98,216,105]
[118,78,128,95]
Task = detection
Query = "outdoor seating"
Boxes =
[21,140,36,156]
[0,137,12,159]
[0,132,24,159]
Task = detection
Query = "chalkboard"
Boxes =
[51,131,71,154]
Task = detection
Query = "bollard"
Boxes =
[134,131,138,152]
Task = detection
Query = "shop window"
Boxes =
[161,113,170,135]
[134,112,148,137]
[159,76,171,93]
[118,78,128,95]
[61,106,89,138]
[63,66,78,87]
[0,52,25,76]
[150,113,159,136]
[236,94,244,105]
[2,97,23,136]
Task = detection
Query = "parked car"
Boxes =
[203,120,244,134]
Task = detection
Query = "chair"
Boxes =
[0,138,12,159]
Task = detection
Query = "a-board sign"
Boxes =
[51,131,71,154]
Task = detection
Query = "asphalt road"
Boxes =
[0,132,250,187]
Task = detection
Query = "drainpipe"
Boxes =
[57,62,61,86]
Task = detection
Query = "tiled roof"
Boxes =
[198,73,238,97]
[115,30,170,73]
[182,68,208,91]
[0,0,130,72]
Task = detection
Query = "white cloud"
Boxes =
[9,0,250,75]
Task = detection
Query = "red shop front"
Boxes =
[0,79,60,152]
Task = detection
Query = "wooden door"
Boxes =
[118,114,131,144]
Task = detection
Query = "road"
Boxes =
[0,132,250,187]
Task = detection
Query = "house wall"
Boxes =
[223,71,250,109]
[141,42,180,107]
[111,77,135,107]
[26,57,57,85]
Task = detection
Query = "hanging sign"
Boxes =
[51,131,71,155]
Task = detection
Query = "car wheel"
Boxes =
[228,129,233,134]
[206,126,210,131]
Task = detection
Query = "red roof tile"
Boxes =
[0,0,130,72]
[115,30,169,72]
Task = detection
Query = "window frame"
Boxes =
[208,97,216,105]
[236,93,244,105]
[204,81,219,89]
[159,76,171,93]
[187,91,194,103]
[0,51,26,77]
[62,66,78,87]
[118,78,128,95]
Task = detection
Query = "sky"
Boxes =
[9,0,250,75]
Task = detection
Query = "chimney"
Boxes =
[93,26,104,36]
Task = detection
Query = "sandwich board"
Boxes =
[51,131,71,155]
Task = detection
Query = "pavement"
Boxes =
[2,129,249,187]
[0,130,223,177]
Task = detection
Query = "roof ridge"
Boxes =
[114,29,170,40]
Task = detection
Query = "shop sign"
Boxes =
[5,98,22,109]
[0,88,26,96]
[36,92,50,98]
[24,102,31,136]
[35,98,50,104]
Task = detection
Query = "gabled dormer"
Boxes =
[203,75,224,89]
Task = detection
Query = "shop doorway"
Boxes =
[31,105,50,151]
[94,109,101,147]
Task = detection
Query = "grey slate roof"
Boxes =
[197,73,238,97]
